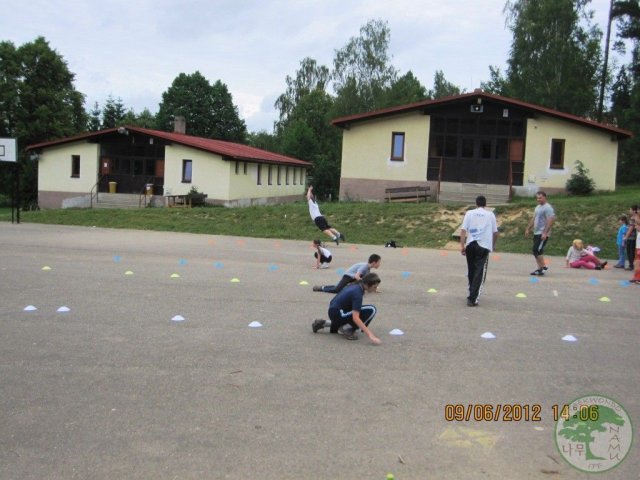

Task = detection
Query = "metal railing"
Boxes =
[90,175,104,208]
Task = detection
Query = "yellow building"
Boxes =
[332,90,632,202]
[27,126,310,209]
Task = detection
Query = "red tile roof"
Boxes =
[332,90,632,139]
[27,127,311,167]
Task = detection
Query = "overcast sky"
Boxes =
[2,0,625,133]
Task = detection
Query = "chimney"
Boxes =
[174,116,186,134]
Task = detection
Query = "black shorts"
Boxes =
[314,252,332,263]
[532,235,548,256]
[314,216,331,231]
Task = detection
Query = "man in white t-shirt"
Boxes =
[460,195,499,307]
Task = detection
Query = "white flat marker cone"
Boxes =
[389,329,404,336]
[57,306,70,312]
[24,305,37,311]
[41,266,51,271]
[481,332,496,339]
[562,334,577,342]
[171,315,185,322]
[248,321,262,328]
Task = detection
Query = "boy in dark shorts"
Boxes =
[307,185,344,245]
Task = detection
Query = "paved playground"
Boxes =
[0,223,638,479]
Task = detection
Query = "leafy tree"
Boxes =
[480,66,510,95]
[280,90,340,198]
[156,72,246,142]
[275,57,330,127]
[332,19,398,116]
[0,37,86,205]
[122,108,156,128]
[504,0,602,116]
[428,70,462,99]
[101,95,126,129]
[87,101,102,131]
[610,0,640,183]
[247,130,280,152]
[379,71,428,107]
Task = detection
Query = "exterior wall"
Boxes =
[163,144,308,204]
[339,113,430,200]
[37,142,99,208]
[520,116,618,195]
[228,162,307,202]
[163,144,230,197]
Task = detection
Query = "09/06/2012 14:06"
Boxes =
[443,403,599,422]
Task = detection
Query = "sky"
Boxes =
[1,0,627,133]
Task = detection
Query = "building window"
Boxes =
[391,132,405,161]
[286,167,290,185]
[257,164,262,185]
[300,169,305,185]
[550,139,565,169]
[277,166,281,185]
[235,161,240,174]
[71,155,80,178]
[268,165,273,185]
[182,160,192,183]
[243,162,248,174]
[293,168,297,185]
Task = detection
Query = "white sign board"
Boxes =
[0,138,17,162]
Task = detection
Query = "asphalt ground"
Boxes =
[0,223,638,480]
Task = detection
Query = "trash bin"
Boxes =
[108,181,117,193]
[145,184,153,195]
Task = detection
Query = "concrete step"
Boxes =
[93,193,144,209]
[438,183,510,204]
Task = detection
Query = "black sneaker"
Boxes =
[467,299,478,307]
[312,319,326,333]
[312,286,323,292]
[542,266,548,271]
[344,332,359,340]
[339,233,346,241]
[530,269,544,276]
[600,261,608,269]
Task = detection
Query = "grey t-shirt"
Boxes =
[345,262,370,278]
[534,203,555,235]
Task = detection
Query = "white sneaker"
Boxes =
[319,263,329,269]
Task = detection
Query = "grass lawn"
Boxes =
[2,186,638,259]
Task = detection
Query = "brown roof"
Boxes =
[27,127,311,167]
[332,90,632,139]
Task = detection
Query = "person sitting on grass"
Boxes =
[565,239,608,270]
[312,272,382,344]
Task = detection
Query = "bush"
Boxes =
[566,160,595,195]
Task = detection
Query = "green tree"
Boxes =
[156,72,246,142]
[610,0,640,183]
[275,57,330,127]
[480,66,510,95]
[504,0,602,116]
[280,90,340,198]
[122,108,156,128]
[558,405,625,460]
[0,37,86,204]
[379,71,428,107]
[87,101,102,131]
[101,95,126,129]
[428,70,462,99]
[332,19,398,116]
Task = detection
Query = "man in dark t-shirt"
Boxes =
[311,273,382,344]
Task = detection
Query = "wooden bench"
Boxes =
[385,186,430,203]
[165,194,192,208]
